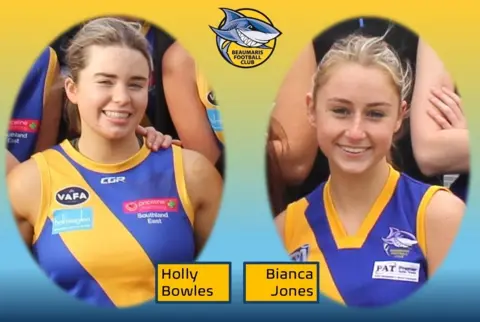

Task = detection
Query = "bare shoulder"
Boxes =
[426,189,465,223]
[162,41,195,72]
[179,148,223,226]
[7,157,42,220]
[181,148,221,186]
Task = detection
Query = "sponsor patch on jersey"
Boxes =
[123,198,179,214]
[51,208,93,234]
[207,109,223,132]
[9,119,40,133]
[55,186,90,206]
[289,244,310,262]
[372,261,420,283]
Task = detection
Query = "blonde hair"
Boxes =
[311,30,413,165]
[64,17,153,133]
[312,30,413,106]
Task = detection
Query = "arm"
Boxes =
[270,43,319,185]
[6,150,20,174]
[35,49,63,153]
[162,42,221,165]
[182,148,223,257]
[7,159,42,247]
[425,190,465,276]
[410,39,470,175]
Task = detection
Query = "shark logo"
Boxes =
[382,227,418,259]
[210,8,282,68]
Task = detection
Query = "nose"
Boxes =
[345,114,366,141]
[112,84,131,106]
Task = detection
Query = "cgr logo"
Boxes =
[100,176,126,184]
[56,186,90,206]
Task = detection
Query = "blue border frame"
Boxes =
[155,262,232,304]
[243,261,320,304]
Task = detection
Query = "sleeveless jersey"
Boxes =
[31,141,195,308]
[8,47,58,162]
[284,167,448,307]
[195,66,224,147]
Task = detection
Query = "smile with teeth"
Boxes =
[339,145,370,154]
[236,30,267,47]
[103,110,132,119]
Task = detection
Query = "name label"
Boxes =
[243,262,319,303]
[156,263,231,303]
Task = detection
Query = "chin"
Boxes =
[98,128,133,141]
[334,161,372,175]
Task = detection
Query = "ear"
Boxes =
[306,92,317,128]
[394,100,408,133]
[65,77,78,104]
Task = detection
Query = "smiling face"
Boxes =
[307,62,406,175]
[65,45,150,140]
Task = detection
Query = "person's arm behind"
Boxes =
[270,43,319,185]
[410,39,470,176]
[162,42,221,165]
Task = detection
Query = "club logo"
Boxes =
[210,8,282,68]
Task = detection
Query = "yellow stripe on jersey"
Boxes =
[59,140,150,174]
[32,148,156,307]
[284,198,345,305]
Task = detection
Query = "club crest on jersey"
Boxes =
[289,244,309,262]
[382,227,418,258]
[55,186,90,206]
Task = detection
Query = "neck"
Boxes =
[328,159,391,218]
[77,129,141,164]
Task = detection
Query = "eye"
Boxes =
[129,83,144,89]
[367,110,385,119]
[332,107,350,117]
[98,80,112,85]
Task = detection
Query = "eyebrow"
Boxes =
[94,72,148,81]
[327,97,391,107]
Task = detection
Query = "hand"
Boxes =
[428,87,467,129]
[135,125,182,151]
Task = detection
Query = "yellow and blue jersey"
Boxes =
[8,47,58,162]
[195,67,224,147]
[284,166,448,307]
[31,141,195,308]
